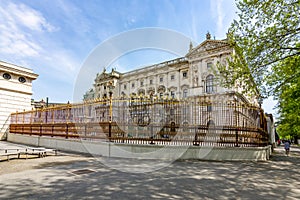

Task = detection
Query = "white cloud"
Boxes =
[0,26,41,57]
[44,49,78,73]
[7,3,56,32]
[0,2,77,71]
[210,0,225,38]
[0,1,80,87]
[0,2,57,57]
[210,0,237,38]
[55,0,90,35]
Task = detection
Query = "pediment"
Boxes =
[95,70,121,82]
[186,40,229,57]
[95,73,111,82]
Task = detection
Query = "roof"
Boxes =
[0,60,38,80]
[186,39,230,58]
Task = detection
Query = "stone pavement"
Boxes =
[0,142,299,200]
[0,141,28,149]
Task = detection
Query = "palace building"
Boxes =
[79,33,264,141]
[8,34,268,147]
[83,33,259,106]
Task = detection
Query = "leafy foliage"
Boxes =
[217,0,300,137]
[272,55,300,138]
[218,0,300,96]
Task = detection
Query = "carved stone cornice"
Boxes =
[186,39,231,61]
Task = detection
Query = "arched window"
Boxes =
[207,120,215,127]
[183,89,188,98]
[170,122,176,132]
[183,121,189,132]
[207,120,216,134]
[206,75,214,94]
[138,89,145,96]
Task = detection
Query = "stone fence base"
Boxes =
[7,133,271,161]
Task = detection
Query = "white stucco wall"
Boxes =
[0,61,38,137]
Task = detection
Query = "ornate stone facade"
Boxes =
[84,33,258,105]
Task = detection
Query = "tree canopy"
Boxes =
[271,55,300,138]
[218,0,300,138]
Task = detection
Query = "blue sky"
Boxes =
[0,0,276,114]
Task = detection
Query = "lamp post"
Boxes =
[258,95,263,108]
[108,80,115,141]
[257,96,264,146]
[234,96,239,147]
[258,95,264,130]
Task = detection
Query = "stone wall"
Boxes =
[7,133,271,161]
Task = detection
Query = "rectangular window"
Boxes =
[140,81,143,86]
[171,75,175,80]
[206,75,214,94]
[124,84,127,90]
[150,79,153,85]
[207,104,212,112]
[183,71,187,78]
[183,107,187,116]
[207,62,213,69]
[170,109,175,115]
[132,83,135,88]
[171,91,175,98]
[160,77,163,82]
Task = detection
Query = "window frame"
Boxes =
[3,73,11,80]
[207,62,213,70]
[18,76,26,83]
[170,74,175,80]
[183,89,188,98]
[206,75,214,94]
[170,91,175,98]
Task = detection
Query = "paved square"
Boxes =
[0,143,299,200]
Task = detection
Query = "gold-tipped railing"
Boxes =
[9,96,269,147]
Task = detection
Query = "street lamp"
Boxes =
[258,95,264,130]
[234,96,239,147]
[107,80,115,141]
[258,96,263,108]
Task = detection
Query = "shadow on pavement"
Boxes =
[0,146,299,199]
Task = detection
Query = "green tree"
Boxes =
[272,55,300,139]
[217,0,300,138]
